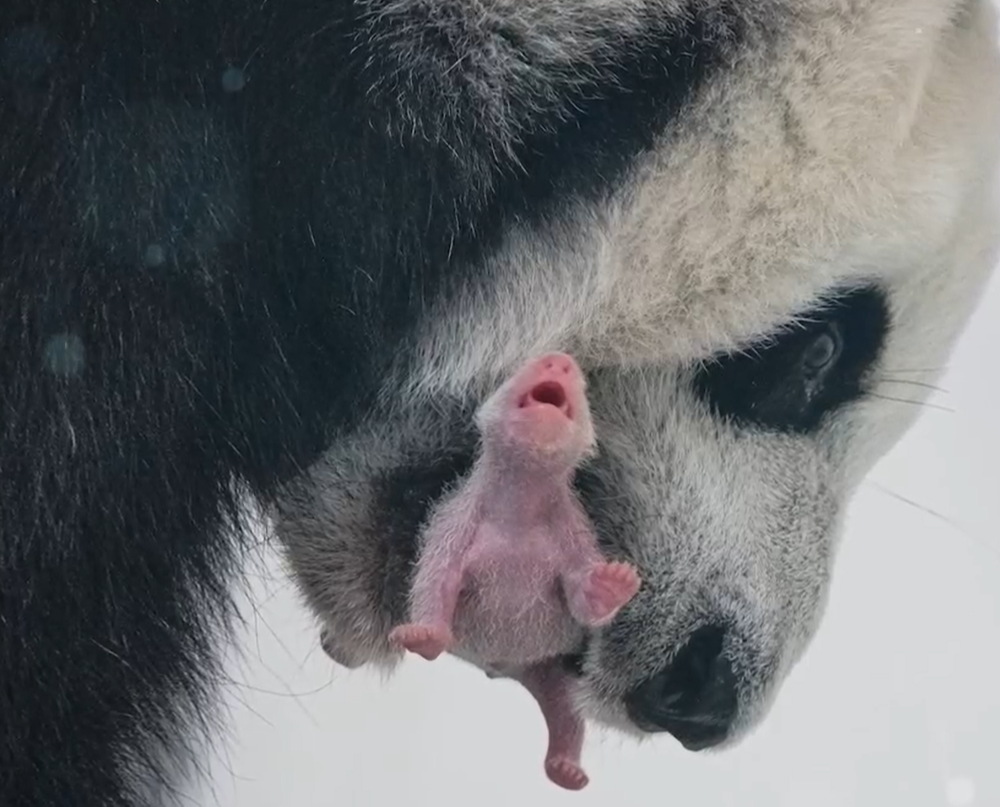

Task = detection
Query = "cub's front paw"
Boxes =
[578,562,641,626]
[388,623,454,661]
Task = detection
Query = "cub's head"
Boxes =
[274,0,1000,752]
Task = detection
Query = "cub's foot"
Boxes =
[545,756,590,791]
[388,623,453,661]
[579,562,641,626]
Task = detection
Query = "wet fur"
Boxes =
[0,0,998,804]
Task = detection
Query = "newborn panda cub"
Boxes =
[391,352,641,790]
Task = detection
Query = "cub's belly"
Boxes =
[452,556,583,666]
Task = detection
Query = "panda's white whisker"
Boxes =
[867,393,955,414]
[873,377,949,395]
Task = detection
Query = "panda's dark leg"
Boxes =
[0,260,263,806]
[0,22,273,799]
[0,0,379,799]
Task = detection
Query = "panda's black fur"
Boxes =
[0,1,742,803]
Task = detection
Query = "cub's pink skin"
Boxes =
[515,660,591,791]
[387,351,641,790]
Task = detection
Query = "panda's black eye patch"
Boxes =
[692,285,890,433]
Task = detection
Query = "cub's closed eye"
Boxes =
[692,286,890,434]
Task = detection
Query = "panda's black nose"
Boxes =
[623,625,738,751]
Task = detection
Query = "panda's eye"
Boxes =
[692,286,890,434]
[800,326,841,374]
